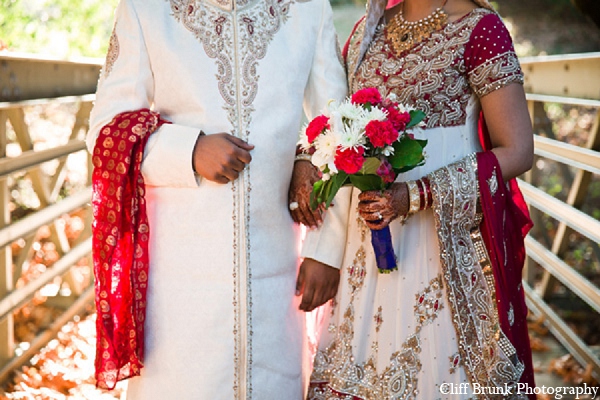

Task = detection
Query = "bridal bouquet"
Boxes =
[298,87,427,273]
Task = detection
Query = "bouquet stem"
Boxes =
[370,226,397,273]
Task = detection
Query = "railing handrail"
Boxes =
[519,180,600,245]
[520,51,600,64]
[533,135,600,175]
[0,51,103,67]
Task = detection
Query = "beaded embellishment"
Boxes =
[386,4,448,55]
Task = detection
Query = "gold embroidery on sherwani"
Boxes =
[166,0,298,396]
[103,29,119,79]
[428,154,526,399]
[347,9,522,129]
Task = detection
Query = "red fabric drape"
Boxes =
[477,114,536,397]
[91,109,168,389]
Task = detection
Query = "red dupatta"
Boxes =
[91,109,168,389]
[477,114,536,396]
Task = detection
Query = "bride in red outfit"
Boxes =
[298,0,537,398]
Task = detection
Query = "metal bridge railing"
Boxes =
[520,52,600,382]
[0,52,100,383]
[0,51,598,385]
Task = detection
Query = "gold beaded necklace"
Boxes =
[386,0,449,55]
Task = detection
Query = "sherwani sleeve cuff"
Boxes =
[141,123,202,187]
[300,186,353,269]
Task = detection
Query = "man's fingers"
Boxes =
[297,259,340,311]
[234,147,253,165]
[220,167,240,182]
[295,265,305,296]
[300,285,315,311]
[213,174,230,184]
[226,134,255,150]
[229,158,246,173]
[310,287,325,312]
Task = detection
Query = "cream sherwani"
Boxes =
[86,0,347,398]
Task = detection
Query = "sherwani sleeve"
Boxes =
[86,0,201,188]
[299,0,352,270]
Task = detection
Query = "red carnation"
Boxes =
[351,87,382,106]
[334,147,365,174]
[385,106,411,131]
[365,120,398,148]
[306,115,330,143]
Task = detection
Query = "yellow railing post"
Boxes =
[0,110,14,365]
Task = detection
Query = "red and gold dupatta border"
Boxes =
[428,153,528,399]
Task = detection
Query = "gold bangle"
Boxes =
[294,153,312,162]
[406,180,420,214]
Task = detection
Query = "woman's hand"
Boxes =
[358,182,409,230]
[288,160,324,228]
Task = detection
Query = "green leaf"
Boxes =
[395,157,426,173]
[358,157,381,175]
[415,138,428,148]
[310,180,325,210]
[324,172,348,208]
[349,174,384,192]
[406,110,426,128]
[389,137,425,170]
[389,136,425,172]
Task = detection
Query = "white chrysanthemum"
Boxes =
[337,101,365,121]
[363,106,387,122]
[297,125,311,152]
[339,122,366,150]
[311,129,339,169]
[387,93,398,102]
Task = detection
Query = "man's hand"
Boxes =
[192,133,254,184]
[296,258,340,312]
[288,160,324,228]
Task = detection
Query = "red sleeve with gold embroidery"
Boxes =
[464,13,524,98]
[91,109,169,389]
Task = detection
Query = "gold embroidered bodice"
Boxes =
[346,9,523,129]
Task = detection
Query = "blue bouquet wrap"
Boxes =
[370,225,397,273]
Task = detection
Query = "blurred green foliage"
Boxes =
[0,0,119,58]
